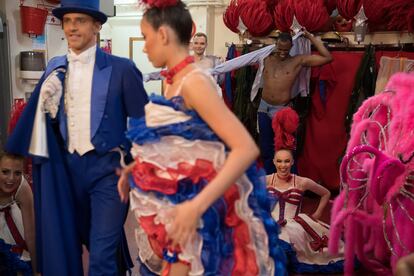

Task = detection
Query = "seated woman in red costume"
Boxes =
[117,0,287,275]
[0,150,36,275]
[267,107,344,274]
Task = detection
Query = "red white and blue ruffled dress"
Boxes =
[267,174,344,274]
[126,71,287,276]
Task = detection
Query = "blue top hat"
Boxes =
[52,0,107,24]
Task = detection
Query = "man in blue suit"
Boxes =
[6,0,148,275]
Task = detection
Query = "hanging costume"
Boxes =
[375,56,414,94]
[345,45,377,135]
[126,69,287,276]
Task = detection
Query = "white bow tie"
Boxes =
[67,53,90,64]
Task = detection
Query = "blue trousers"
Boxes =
[258,111,276,174]
[65,150,128,276]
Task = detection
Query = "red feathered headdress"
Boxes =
[223,0,245,34]
[273,0,294,32]
[362,0,387,27]
[293,0,330,32]
[141,0,178,9]
[274,0,330,32]
[336,0,362,21]
[239,0,276,37]
[383,0,414,32]
[324,0,337,15]
[272,107,299,152]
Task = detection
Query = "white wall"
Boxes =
[211,5,239,58]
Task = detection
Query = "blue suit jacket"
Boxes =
[6,47,148,275]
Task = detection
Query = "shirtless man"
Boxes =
[210,31,332,173]
[192,32,222,70]
[258,31,332,173]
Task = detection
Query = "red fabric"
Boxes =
[223,185,259,275]
[294,215,328,252]
[335,0,362,20]
[223,0,246,34]
[137,182,260,274]
[132,159,217,195]
[0,206,27,254]
[139,215,169,258]
[298,52,362,191]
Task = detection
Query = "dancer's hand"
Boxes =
[116,162,135,203]
[167,200,202,248]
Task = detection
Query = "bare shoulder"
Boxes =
[16,179,33,204]
[295,175,313,189]
[265,174,273,186]
[181,70,218,97]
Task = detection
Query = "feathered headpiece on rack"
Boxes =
[239,0,276,37]
[273,0,330,32]
[140,0,178,9]
[272,107,299,152]
[336,0,362,20]
[223,0,276,36]
[383,0,414,32]
[223,0,246,34]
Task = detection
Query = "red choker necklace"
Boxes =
[161,56,195,84]
[276,173,292,182]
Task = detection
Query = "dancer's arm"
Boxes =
[168,72,259,246]
[299,31,332,67]
[302,177,331,220]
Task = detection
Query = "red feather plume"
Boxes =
[223,0,245,34]
[239,0,275,37]
[273,0,294,32]
[336,0,362,21]
[141,0,178,9]
[272,107,299,152]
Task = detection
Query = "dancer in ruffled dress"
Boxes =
[267,107,344,274]
[0,150,35,275]
[116,0,287,275]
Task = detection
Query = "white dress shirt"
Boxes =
[65,45,96,155]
